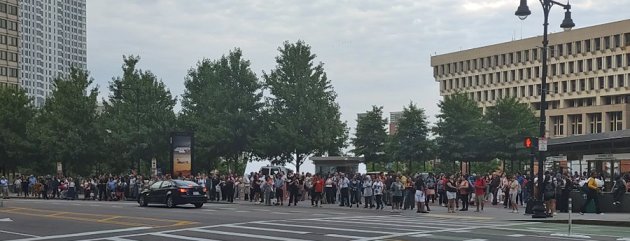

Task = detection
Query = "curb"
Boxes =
[513,219,630,227]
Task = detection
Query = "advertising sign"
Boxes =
[56,162,62,174]
[170,132,193,178]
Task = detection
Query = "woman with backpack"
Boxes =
[543,173,556,217]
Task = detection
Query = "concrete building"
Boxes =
[389,111,403,135]
[431,19,630,138]
[0,0,19,89]
[19,0,87,106]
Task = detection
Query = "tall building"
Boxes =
[19,0,87,106]
[389,111,403,135]
[0,0,19,89]
[431,20,630,138]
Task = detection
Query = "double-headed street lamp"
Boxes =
[515,0,575,218]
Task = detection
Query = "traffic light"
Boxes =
[524,137,538,149]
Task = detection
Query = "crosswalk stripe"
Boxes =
[191,229,310,241]
[224,224,310,234]
[311,219,445,230]
[254,222,393,234]
[152,233,218,241]
[325,234,367,239]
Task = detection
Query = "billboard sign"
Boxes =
[170,132,193,178]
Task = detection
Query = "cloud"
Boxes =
[87,0,629,149]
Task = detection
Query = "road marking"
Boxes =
[411,234,432,238]
[508,234,527,237]
[353,222,529,241]
[463,239,488,241]
[9,227,152,241]
[0,218,13,222]
[0,229,40,238]
[235,210,250,213]
[453,230,471,233]
[225,224,310,234]
[426,213,493,220]
[551,233,591,239]
[255,222,393,234]
[204,209,217,212]
[105,237,137,241]
[271,211,291,215]
[191,229,311,241]
[325,234,366,239]
[253,209,271,212]
[152,233,218,241]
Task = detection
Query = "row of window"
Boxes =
[0,34,18,47]
[465,74,630,102]
[0,50,18,62]
[551,112,623,136]
[0,67,18,77]
[0,3,18,15]
[441,53,630,91]
[0,19,18,31]
[435,33,630,76]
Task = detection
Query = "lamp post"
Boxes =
[515,0,575,218]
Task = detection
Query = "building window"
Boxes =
[557,44,563,56]
[535,66,540,78]
[524,50,530,61]
[587,59,593,71]
[588,113,602,133]
[609,112,623,131]
[625,33,630,46]
[561,81,567,93]
[532,49,538,60]
[597,58,603,70]
[586,39,592,52]
[551,64,557,75]
[619,74,625,87]
[549,45,555,58]
[568,61,574,73]
[560,63,566,75]
[599,77,605,89]
[570,80,576,92]
[567,42,573,55]
[604,36,611,49]
[606,56,613,69]
[570,115,583,135]
[553,82,559,93]
[588,78,595,90]
[576,41,582,53]
[609,76,615,88]
[595,38,601,51]
[614,34,621,48]
[580,79,586,91]
[617,54,623,68]
[552,116,564,136]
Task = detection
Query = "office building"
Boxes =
[431,20,630,138]
[389,111,403,135]
[0,0,19,89]
[19,0,87,106]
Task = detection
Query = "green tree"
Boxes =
[484,97,537,172]
[352,106,388,171]
[434,92,487,168]
[102,56,177,175]
[30,68,101,176]
[262,40,348,173]
[0,87,35,176]
[180,48,263,173]
[390,103,431,172]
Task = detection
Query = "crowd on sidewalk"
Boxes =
[1,170,628,217]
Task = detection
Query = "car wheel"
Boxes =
[138,195,148,207]
[166,195,175,208]
[194,202,203,208]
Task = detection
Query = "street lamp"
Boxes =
[515,0,575,218]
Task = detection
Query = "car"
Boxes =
[138,180,207,208]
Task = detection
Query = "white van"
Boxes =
[259,166,291,178]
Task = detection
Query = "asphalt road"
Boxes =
[0,198,629,241]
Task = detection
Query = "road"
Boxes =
[0,198,629,241]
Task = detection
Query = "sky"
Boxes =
[86,0,629,173]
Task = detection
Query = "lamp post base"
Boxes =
[531,199,548,218]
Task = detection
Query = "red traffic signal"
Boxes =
[524,137,537,148]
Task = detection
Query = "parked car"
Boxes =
[138,180,207,208]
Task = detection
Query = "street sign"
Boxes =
[151,158,157,169]
[538,137,548,151]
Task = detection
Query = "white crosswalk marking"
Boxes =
[152,233,219,241]
[91,214,537,241]
[191,229,310,241]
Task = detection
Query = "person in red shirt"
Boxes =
[312,175,324,207]
[474,175,487,212]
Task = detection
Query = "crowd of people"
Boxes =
[1,170,628,217]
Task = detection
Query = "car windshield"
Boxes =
[173,180,199,187]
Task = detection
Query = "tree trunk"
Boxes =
[295,154,301,174]
[408,160,412,173]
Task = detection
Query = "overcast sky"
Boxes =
[87,0,628,172]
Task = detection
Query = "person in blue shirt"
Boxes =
[516,173,525,205]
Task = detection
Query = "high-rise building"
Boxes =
[19,0,87,106]
[431,20,630,138]
[0,0,19,89]
[389,111,403,135]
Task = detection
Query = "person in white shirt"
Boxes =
[372,177,384,210]
[338,173,350,207]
